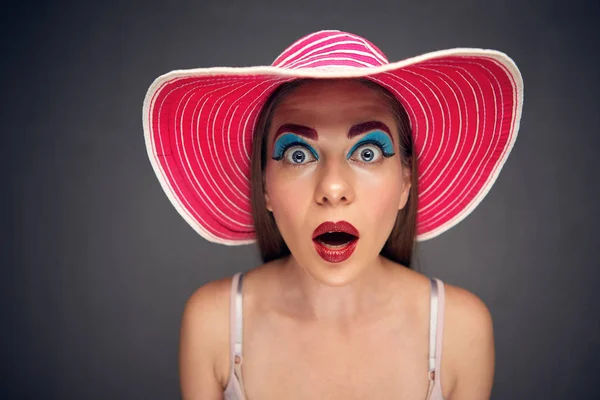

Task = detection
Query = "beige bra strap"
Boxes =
[435,278,445,379]
[235,273,244,358]
[428,278,439,378]
[230,272,244,388]
[428,278,446,383]
[230,273,244,373]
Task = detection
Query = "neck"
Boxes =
[278,255,396,323]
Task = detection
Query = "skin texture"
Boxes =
[179,80,495,400]
[264,80,410,291]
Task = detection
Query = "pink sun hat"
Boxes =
[142,30,523,245]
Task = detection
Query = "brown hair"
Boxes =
[250,79,418,267]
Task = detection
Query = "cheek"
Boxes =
[356,164,404,217]
[353,163,405,246]
[265,164,314,234]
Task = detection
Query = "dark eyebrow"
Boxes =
[348,121,393,141]
[273,124,318,142]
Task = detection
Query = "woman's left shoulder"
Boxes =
[441,281,495,398]
[391,264,494,397]
[442,282,493,332]
[396,267,493,331]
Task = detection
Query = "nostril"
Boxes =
[319,195,349,204]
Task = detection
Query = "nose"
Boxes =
[314,160,355,206]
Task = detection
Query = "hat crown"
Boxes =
[271,30,389,70]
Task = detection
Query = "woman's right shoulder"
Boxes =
[183,263,275,326]
[179,265,273,393]
[179,274,238,394]
[183,274,236,318]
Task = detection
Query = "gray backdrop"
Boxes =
[3,0,599,398]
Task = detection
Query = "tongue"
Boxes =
[316,232,356,247]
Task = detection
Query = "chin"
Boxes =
[287,237,386,286]
[302,256,366,287]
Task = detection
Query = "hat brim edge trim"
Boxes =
[416,54,524,241]
[142,75,257,246]
[146,48,519,85]
[142,47,524,245]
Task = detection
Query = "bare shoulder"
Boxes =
[179,275,234,398]
[444,283,493,331]
[183,275,233,323]
[443,283,494,354]
[443,282,495,399]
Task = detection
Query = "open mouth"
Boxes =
[314,231,358,248]
[312,221,360,263]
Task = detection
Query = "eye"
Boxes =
[346,130,396,164]
[271,133,319,165]
[283,145,317,165]
[349,143,384,163]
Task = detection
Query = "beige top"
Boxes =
[224,272,446,400]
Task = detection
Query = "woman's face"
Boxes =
[264,80,411,286]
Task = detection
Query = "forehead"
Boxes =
[272,80,396,125]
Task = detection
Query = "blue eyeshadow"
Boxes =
[272,133,319,160]
[346,130,395,159]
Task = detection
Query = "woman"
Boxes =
[143,30,523,399]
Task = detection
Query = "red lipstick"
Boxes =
[312,221,360,263]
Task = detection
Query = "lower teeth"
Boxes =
[319,240,352,249]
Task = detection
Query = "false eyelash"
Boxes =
[271,142,316,161]
[347,130,395,159]
[354,139,396,157]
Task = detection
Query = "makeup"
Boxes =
[271,133,319,162]
[312,221,360,263]
[273,124,318,142]
[347,130,396,160]
[348,121,392,140]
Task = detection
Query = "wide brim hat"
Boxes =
[143,30,523,245]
